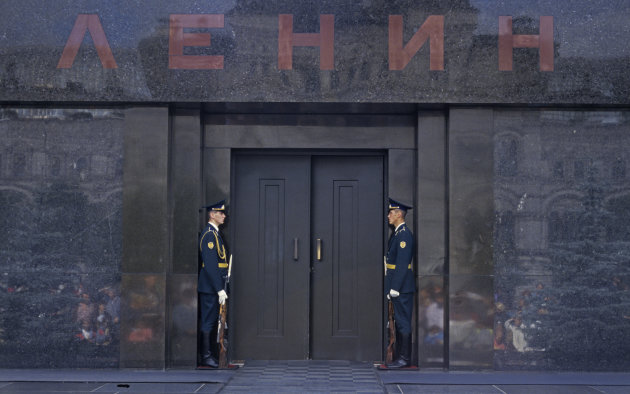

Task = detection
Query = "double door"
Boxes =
[231,153,383,360]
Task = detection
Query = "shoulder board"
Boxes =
[199,229,212,251]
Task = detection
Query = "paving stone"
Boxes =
[0,381,106,392]
[93,382,206,393]
[495,385,604,394]
[387,384,502,393]
[222,360,384,393]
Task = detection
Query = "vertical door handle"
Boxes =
[293,238,299,261]
[316,239,322,261]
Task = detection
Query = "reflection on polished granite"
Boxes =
[0,1,629,104]
[492,109,630,371]
[417,276,445,368]
[120,274,165,368]
[449,275,494,369]
[0,109,124,368]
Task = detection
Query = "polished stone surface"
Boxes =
[1,1,629,104]
[449,109,494,275]
[202,148,231,223]
[167,274,197,367]
[121,107,169,274]
[417,275,445,368]
[171,110,203,276]
[204,114,416,149]
[119,273,166,368]
[0,108,124,368]
[492,109,630,371]
[449,275,494,369]
[417,112,447,276]
[119,107,170,368]
[388,149,415,234]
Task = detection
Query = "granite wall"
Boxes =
[0,108,123,368]
[415,107,630,371]
[1,104,629,371]
[492,109,630,371]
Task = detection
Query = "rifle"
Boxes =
[217,254,232,369]
[386,299,396,364]
[384,255,396,364]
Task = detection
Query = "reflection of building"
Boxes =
[493,109,630,369]
[495,110,630,267]
[0,108,124,368]
[0,109,123,184]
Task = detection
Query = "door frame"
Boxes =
[202,111,419,362]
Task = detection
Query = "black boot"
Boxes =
[386,333,411,369]
[200,331,218,368]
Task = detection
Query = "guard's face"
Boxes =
[211,211,226,225]
[387,209,399,225]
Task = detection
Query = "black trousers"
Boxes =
[392,292,413,334]
[199,291,219,332]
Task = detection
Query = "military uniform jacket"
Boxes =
[385,223,415,294]
[198,223,228,294]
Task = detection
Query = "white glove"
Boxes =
[389,289,400,298]
[218,290,228,305]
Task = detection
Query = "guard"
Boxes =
[385,198,415,369]
[198,200,229,368]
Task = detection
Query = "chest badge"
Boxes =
[400,241,406,249]
[208,242,215,249]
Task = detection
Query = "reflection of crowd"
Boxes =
[418,282,444,346]
[126,276,161,343]
[171,282,198,357]
[450,290,494,351]
[74,285,120,346]
[3,278,120,346]
[419,281,496,356]
[494,282,550,353]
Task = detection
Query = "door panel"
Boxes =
[311,156,383,360]
[232,155,310,359]
[232,153,383,361]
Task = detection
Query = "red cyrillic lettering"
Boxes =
[57,14,117,69]
[169,14,224,69]
[499,16,554,71]
[389,15,444,71]
[278,14,334,70]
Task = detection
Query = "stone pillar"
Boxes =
[120,107,170,368]
[168,107,203,367]
[448,108,494,369]
[416,111,447,367]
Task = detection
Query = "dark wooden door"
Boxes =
[232,155,311,359]
[232,153,383,361]
[311,155,383,360]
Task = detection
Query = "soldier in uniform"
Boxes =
[198,200,229,368]
[385,198,415,368]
